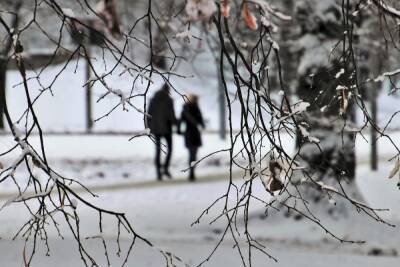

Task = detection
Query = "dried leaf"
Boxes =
[32,157,41,168]
[268,160,284,192]
[96,0,122,38]
[337,85,349,115]
[243,3,258,31]
[23,245,28,267]
[221,0,230,18]
[186,0,217,21]
[0,161,3,170]
[60,190,66,206]
[388,158,400,179]
[269,178,283,192]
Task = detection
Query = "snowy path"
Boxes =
[0,170,243,201]
[0,238,398,267]
[1,131,399,192]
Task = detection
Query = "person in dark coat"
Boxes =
[147,84,177,180]
[178,94,205,181]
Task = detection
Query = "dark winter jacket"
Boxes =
[147,89,176,135]
[179,103,205,148]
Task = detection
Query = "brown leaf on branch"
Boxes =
[337,85,349,115]
[32,156,41,168]
[243,2,258,31]
[389,158,400,179]
[23,245,28,267]
[221,0,231,18]
[186,0,217,21]
[269,177,284,192]
[96,0,122,39]
[268,160,284,192]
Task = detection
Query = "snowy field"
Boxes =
[0,164,399,267]
[0,131,399,191]
[1,131,400,266]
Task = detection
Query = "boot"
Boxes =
[189,168,195,182]
[163,168,172,179]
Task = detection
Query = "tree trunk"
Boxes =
[369,44,386,170]
[280,0,296,94]
[0,60,7,130]
[85,51,93,132]
[217,55,226,140]
[0,1,21,130]
[370,83,378,170]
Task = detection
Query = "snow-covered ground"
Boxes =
[1,132,400,266]
[0,133,242,193]
[1,131,399,191]
[0,163,399,267]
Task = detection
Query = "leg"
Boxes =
[163,134,173,178]
[188,146,198,181]
[154,135,162,180]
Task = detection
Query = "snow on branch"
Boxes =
[373,68,400,82]
[248,0,291,21]
[6,185,54,205]
[371,0,400,19]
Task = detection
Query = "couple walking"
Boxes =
[146,84,205,181]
